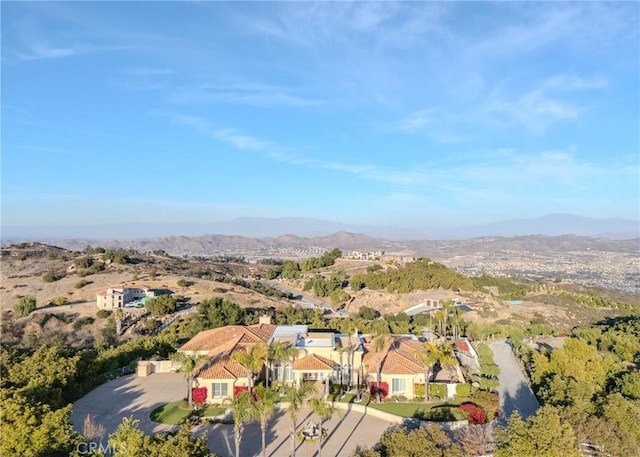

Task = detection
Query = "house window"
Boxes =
[392,378,407,394]
[284,364,292,382]
[343,364,352,384]
[333,363,341,382]
[273,362,283,381]
[212,383,228,398]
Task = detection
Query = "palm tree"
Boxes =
[266,340,298,388]
[440,299,454,337]
[416,341,440,402]
[280,382,314,457]
[225,391,257,457]
[310,396,335,457]
[434,310,446,336]
[170,352,207,408]
[251,385,278,457]
[372,333,387,403]
[450,306,463,341]
[232,343,267,395]
[437,343,459,382]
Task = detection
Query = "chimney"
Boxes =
[259,315,272,325]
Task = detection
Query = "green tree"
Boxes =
[145,295,178,317]
[169,352,207,408]
[310,396,335,457]
[266,340,297,388]
[0,398,82,457]
[495,406,580,457]
[252,385,278,457]
[416,341,440,402]
[146,422,210,457]
[226,391,258,457]
[8,344,80,408]
[108,417,146,457]
[281,260,301,279]
[280,382,314,457]
[13,295,36,316]
[379,424,463,457]
[198,297,246,329]
[358,306,379,320]
[372,332,388,403]
[232,343,267,395]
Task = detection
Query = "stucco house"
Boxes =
[177,320,464,403]
[96,284,156,310]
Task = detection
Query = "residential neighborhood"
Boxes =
[142,318,469,406]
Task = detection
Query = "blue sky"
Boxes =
[2,1,639,231]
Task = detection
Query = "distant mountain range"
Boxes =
[2,213,638,243]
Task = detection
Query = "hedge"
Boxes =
[428,383,447,400]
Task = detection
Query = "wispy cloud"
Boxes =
[488,90,582,133]
[108,67,175,91]
[397,109,436,134]
[543,75,608,91]
[486,74,607,133]
[14,42,133,61]
[168,82,322,108]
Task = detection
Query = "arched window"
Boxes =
[273,361,283,382]
[333,363,341,382]
[284,363,292,382]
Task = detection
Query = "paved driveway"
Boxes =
[490,340,539,424]
[72,374,394,457]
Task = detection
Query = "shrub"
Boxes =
[192,387,207,406]
[74,257,94,269]
[75,279,90,289]
[145,295,178,317]
[428,383,447,400]
[42,271,58,282]
[479,377,499,392]
[370,382,389,400]
[72,316,95,330]
[425,406,467,422]
[459,403,487,424]
[13,296,36,316]
[471,390,499,420]
[51,296,68,306]
[414,383,425,401]
[96,309,112,319]
[456,383,471,398]
[177,279,193,288]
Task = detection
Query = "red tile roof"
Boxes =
[293,354,335,371]
[179,324,275,352]
[180,324,276,381]
[362,336,428,376]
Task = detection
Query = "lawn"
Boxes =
[368,400,465,420]
[150,400,226,424]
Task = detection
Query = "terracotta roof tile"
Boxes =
[180,325,268,352]
[293,354,335,371]
[246,324,277,341]
[362,336,429,376]
[196,356,248,380]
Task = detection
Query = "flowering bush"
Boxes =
[459,402,487,425]
[233,386,248,397]
[370,382,389,400]
[192,387,207,406]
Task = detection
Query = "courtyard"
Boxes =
[71,373,395,457]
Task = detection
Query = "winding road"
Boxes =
[490,340,539,424]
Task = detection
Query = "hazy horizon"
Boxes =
[2,2,639,229]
